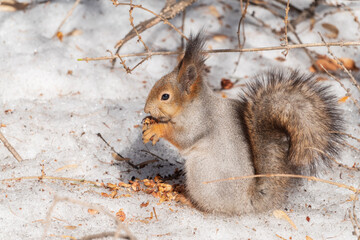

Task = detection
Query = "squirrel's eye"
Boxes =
[161,93,170,101]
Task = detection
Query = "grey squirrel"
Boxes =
[142,33,343,214]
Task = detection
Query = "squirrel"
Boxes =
[141,32,343,215]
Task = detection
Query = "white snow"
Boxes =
[0,0,359,239]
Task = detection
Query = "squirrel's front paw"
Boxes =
[142,116,161,145]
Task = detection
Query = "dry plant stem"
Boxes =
[307,146,360,171]
[128,0,150,53]
[233,0,249,74]
[331,131,360,143]
[80,231,128,240]
[204,174,359,193]
[341,141,360,154]
[42,196,136,240]
[112,1,191,49]
[282,0,290,56]
[79,41,360,62]
[53,0,81,37]
[1,175,103,187]
[350,190,360,239]
[320,65,360,110]
[96,133,138,169]
[0,131,23,162]
[318,33,360,94]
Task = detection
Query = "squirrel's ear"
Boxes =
[176,31,206,94]
[179,63,197,94]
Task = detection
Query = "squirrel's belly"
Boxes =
[182,142,255,215]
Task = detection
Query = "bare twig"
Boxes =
[42,196,136,240]
[53,0,81,38]
[128,0,150,53]
[78,41,360,62]
[331,132,360,143]
[320,64,360,110]
[233,0,249,74]
[281,0,290,56]
[307,146,360,171]
[112,0,191,49]
[1,175,103,187]
[318,32,360,94]
[96,133,138,169]
[349,190,360,239]
[80,231,129,240]
[0,130,23,162]
[204,173,359,193]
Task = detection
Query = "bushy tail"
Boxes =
[237,70,343,211]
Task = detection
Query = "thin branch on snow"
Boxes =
[319,32,360,94]
[78,40,360,62]
[204,173,359,193]
[53,0,81,38]
[0,130,23,162]
[42,196,137,240]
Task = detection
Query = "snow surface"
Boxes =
[0,0,360,239]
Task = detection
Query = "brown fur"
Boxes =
[143,33,343,214]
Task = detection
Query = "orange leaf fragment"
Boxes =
[221,78,234,90]
[338,96,349,103]
[56,31,64,42]
[116,210,126,222]
[64,226,77,230]
[101,192,109,198]
[140,201,149,208]
[87,209,99,215]
[275,57,286,62]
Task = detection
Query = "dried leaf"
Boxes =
[213,34,228,42]
[111,153,131,162]
[64,226,77,230]
[101,192,109,197]
[312,55,358,72]
[322,23,339,39]
[221,78,234,89]
[273,210,297,230]
[338,96,349,103]
[140,201,149,208]
[339,58,358,70]
[208,5,220,18]
[0,0,28,12]
[56,31,64,42]
[275,57,286,62]
[306,236,313,240]
[116,210,126,222]
[306,216,310,222]
[65,29,83,37]
[87,209,99,215]
[55,164,78,172]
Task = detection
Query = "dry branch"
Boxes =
[42,196,137,240]
[78,41,360,62]
[233,0,249,74]
[1,175,103,187]
[0,130,23,162]
[204,173,359,193]
[53,0,81,38]
[318,32,360,94]
[112,0,194,49]
[320,64,360,110]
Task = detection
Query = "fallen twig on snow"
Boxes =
[0,130,23,162]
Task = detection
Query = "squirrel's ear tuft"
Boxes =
[178,31,206,93]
